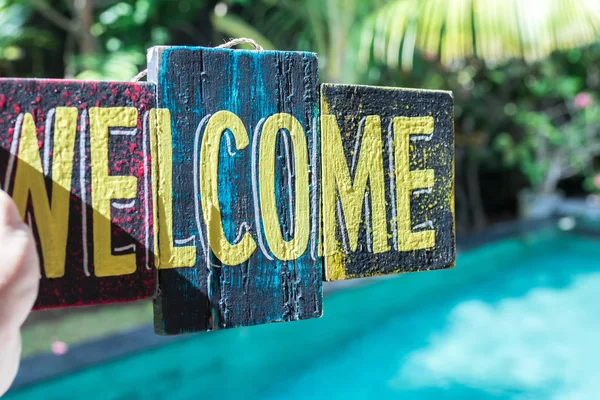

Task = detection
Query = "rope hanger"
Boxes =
[131,38,264,82]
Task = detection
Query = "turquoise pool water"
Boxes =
[7,230,600,399]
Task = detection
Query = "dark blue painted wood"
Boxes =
[149,46,322,335]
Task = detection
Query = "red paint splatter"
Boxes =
[7,78,159,311]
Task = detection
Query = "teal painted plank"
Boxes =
[148,46,323,334]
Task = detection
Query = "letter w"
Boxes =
[12,108,78,278]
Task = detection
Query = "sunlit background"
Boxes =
[4,0,600,399]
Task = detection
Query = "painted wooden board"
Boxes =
[320,83,455,281]
[148,46,323,335]
[0,79,157,308]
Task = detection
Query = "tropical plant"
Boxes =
[494,45,600,194]
[0,0,216,79]
[3,0,599,230]
[358,0,600,70]
[351,0,600,223]
[215,0,600,228]
[218,0,386,83]
[0,0,56,76]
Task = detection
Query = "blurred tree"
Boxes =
[495,45,600,195]
[215,0,387,82]
[1,0,599,230]
[352,0,600,226]
[0,0,56,77]
[359,0,600,71]
[0,0,219,79]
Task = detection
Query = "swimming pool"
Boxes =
[6,227,600,399]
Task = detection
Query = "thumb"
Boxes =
[0,190,40,397]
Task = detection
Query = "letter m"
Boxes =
[321,114,389,278]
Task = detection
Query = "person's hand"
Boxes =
[0,190,39,397]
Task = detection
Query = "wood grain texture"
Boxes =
[148,46,323,335]
[0,78,157,308]
[321,83,454,281]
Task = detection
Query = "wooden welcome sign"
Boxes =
[0,46,454,335]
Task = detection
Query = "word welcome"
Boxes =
[0,47,454,335]
[4,107,442,277]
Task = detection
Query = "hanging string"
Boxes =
[215,37,264,51]
[131,38,264,82]
[131,69,147,82]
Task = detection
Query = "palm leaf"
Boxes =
[359,0,600,70]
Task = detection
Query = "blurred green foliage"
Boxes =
[0,0,214,79]
[0,0,598,228]
[491,45,600,194]
[358,0,600,70]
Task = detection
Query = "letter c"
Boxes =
[200,111,257,265]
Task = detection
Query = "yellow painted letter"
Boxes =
[259,113,310,261]
[393,116,435,251]
[12,108,78,278]
[200,110,256,265]
[89,107,138,276]
[321,115,389,275]
[150,109,196,269]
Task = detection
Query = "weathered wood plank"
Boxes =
[320,83,455,280]
[0,79,157,308]
[148,46,323,335]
